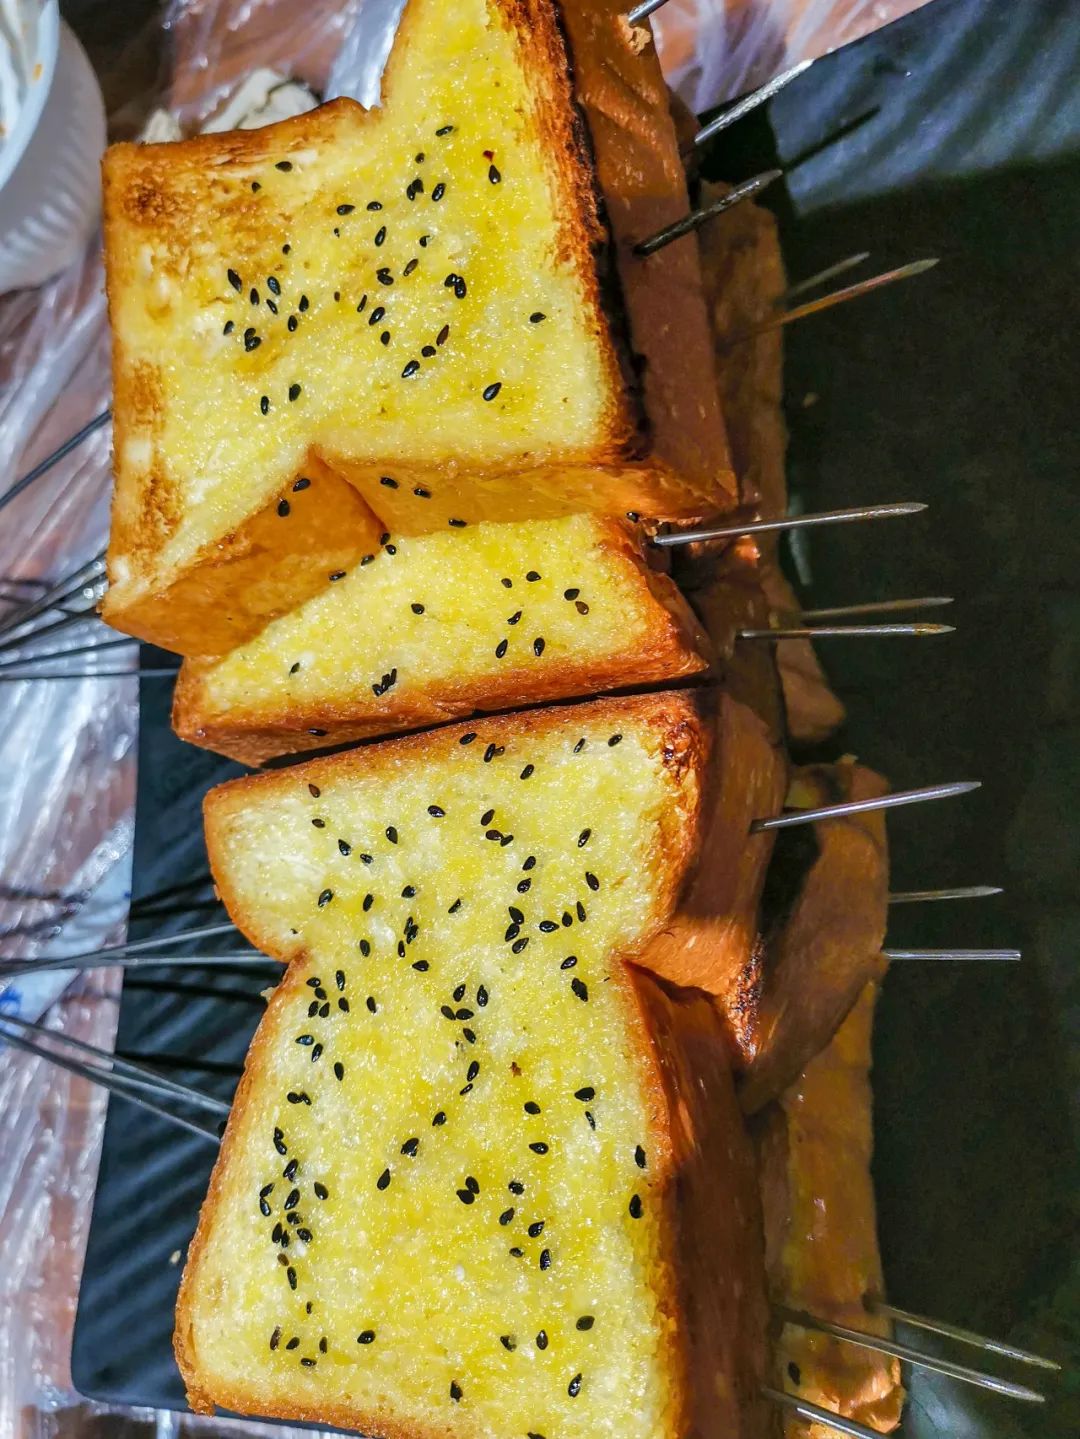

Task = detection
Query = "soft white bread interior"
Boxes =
[102,0,733,654]
[172,514,711,764]
[176,694,769,1439]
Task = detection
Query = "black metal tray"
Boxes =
[71,0,1080,1430]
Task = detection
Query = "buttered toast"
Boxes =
[172,515,710,763]
[102,0,733,654]
[176,694,768,1439]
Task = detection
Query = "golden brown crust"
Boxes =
[638,691,787,1068]
[756,985,903,1436]
[104,0,734,654]
[171,519,711,764]
[102,460,384,655]
[739,763,890,1114]
[204,691,711,964]
[632,971,771,1439]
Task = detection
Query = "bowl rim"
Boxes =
[0,0,61,194]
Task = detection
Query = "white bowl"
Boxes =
[0,6,106,293]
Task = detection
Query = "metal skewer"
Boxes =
[0,553,106,639]
[0,668,175,684]
[691,60,814,150]
[625,0,669,23]
[0,635,135,674]
[0,951,273,981]
[751,780,980,833]
[776,1306,1045,1403]
[0,409,112,516]
[800,596,953,620]
[889,885,1002,904]
[739,622,953,639]
[865,1299,1062,1371]
[761,1387,890,1439]
[774,252,871,305]
[0,1015,226,1144]
[651,500,926,548]
[883,948,1021,962]
[634,169,782,257]
[723,257,940,348]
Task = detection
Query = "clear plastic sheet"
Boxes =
[0,0,923,1433]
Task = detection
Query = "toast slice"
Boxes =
[102,0,733,654]
[757,984,904,1435]
[740,762,890,1114]
[176,694,769,1439]
[172,514,710,764]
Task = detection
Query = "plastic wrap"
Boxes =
[0,0,926,1433]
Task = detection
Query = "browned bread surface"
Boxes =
[103,0,733,653]
[176,693,769,1439]
[740,762,890,1114]
[172,515,710,764]
[757,984,904,1436]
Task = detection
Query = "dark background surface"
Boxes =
[70,0,1078,1432]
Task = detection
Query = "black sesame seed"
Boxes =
[489,164,502,184]
[318,1002,330,1017]
[299,294,309,311]
[288,315,298,331]
[463,1029,477,1044]
[457,1188,475,1204]
[244,333,261,352]
[377,268,394,285]
[287,1266,297,1289]
[374,225,387,246]
[529,311,546,323]
[287,1091,310,1105]
[634,1145,647,1169]
[250,287,260,305]
[450,1382,462,1402]
[357,294,368,312]
[267,298,279,314]
[585,872,600,892]
[527,1220,545,1236]
[329,569,345,582]
[512,938,529,954]
[432,1111,447,1126]
[337,203,355,215]
[482,382,502,401]
[359,939,371,957]
[336,968,347,991]
[539,1248,552,1270]
[312,818,326,829]
[448,898,463,913]
[500,1334,516,1350]
[538,920,558,934]
[436,124,454,135]
[226,266,242,291]
[276,160,293,171]
[412,959,430,971]
[578,829,591,847]
[223,320,235,335]
[453,277,467,299]
[289,661,301,675]
[629,1194,643,1218]
[437,324,450,345]
[519,764,534,779]
[449,517,467,527]
[529,1142,549,1155]
[517,879,531,893]
[402,360,421,379]
[318,889,333,908]
[403,259,419,277]
[466,1060,479,1081]
[278,498,291,517]
[288,383,301,401]
[571,977,589,1001]
[377,1168,391,1190]
[508,1179,525,1195]
[367,200,383,211]
[574,1086,595,1101]
[577,901,587,922]
[536,1330,548,1350]
[386,826,398,843]
[358,1329,376,1344]
[484,743,497,762]
[367,996,378,1014]
[494,638,508,659]
[576,1315,595,1331]
[369,306,386,326]
[270,1326,282,1350]
[523,856,537,871]
[314,1182,329,1199]
[568,1373,582,1397]
[286,1336,300,1350]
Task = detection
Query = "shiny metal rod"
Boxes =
[883,948,1021,962]
[0,668,175,683]
[651,501,926,548]
[1,409,111,516]
[777,1306,1045,1403]
[626,0,668,23]
[889,885,1002,904]
[866,1299,1061,1371]
[751,780,980,833]
[774,251,870,306]
[43,920,237,966]
[0,635,133,674]
[0,1022,223,1145]
[635,170,782,257]
[692,60,813,149]
[0,951,270,981]
[761,1388,887,1439]
[0,552,106,638]
[800,596,953,621]
[739,622,953,639]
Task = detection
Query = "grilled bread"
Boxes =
[102,0,733,655]
[740,762,890,1114]
[177,694,768,1439]
[757,984,904,1436]
[172,515,710,764]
